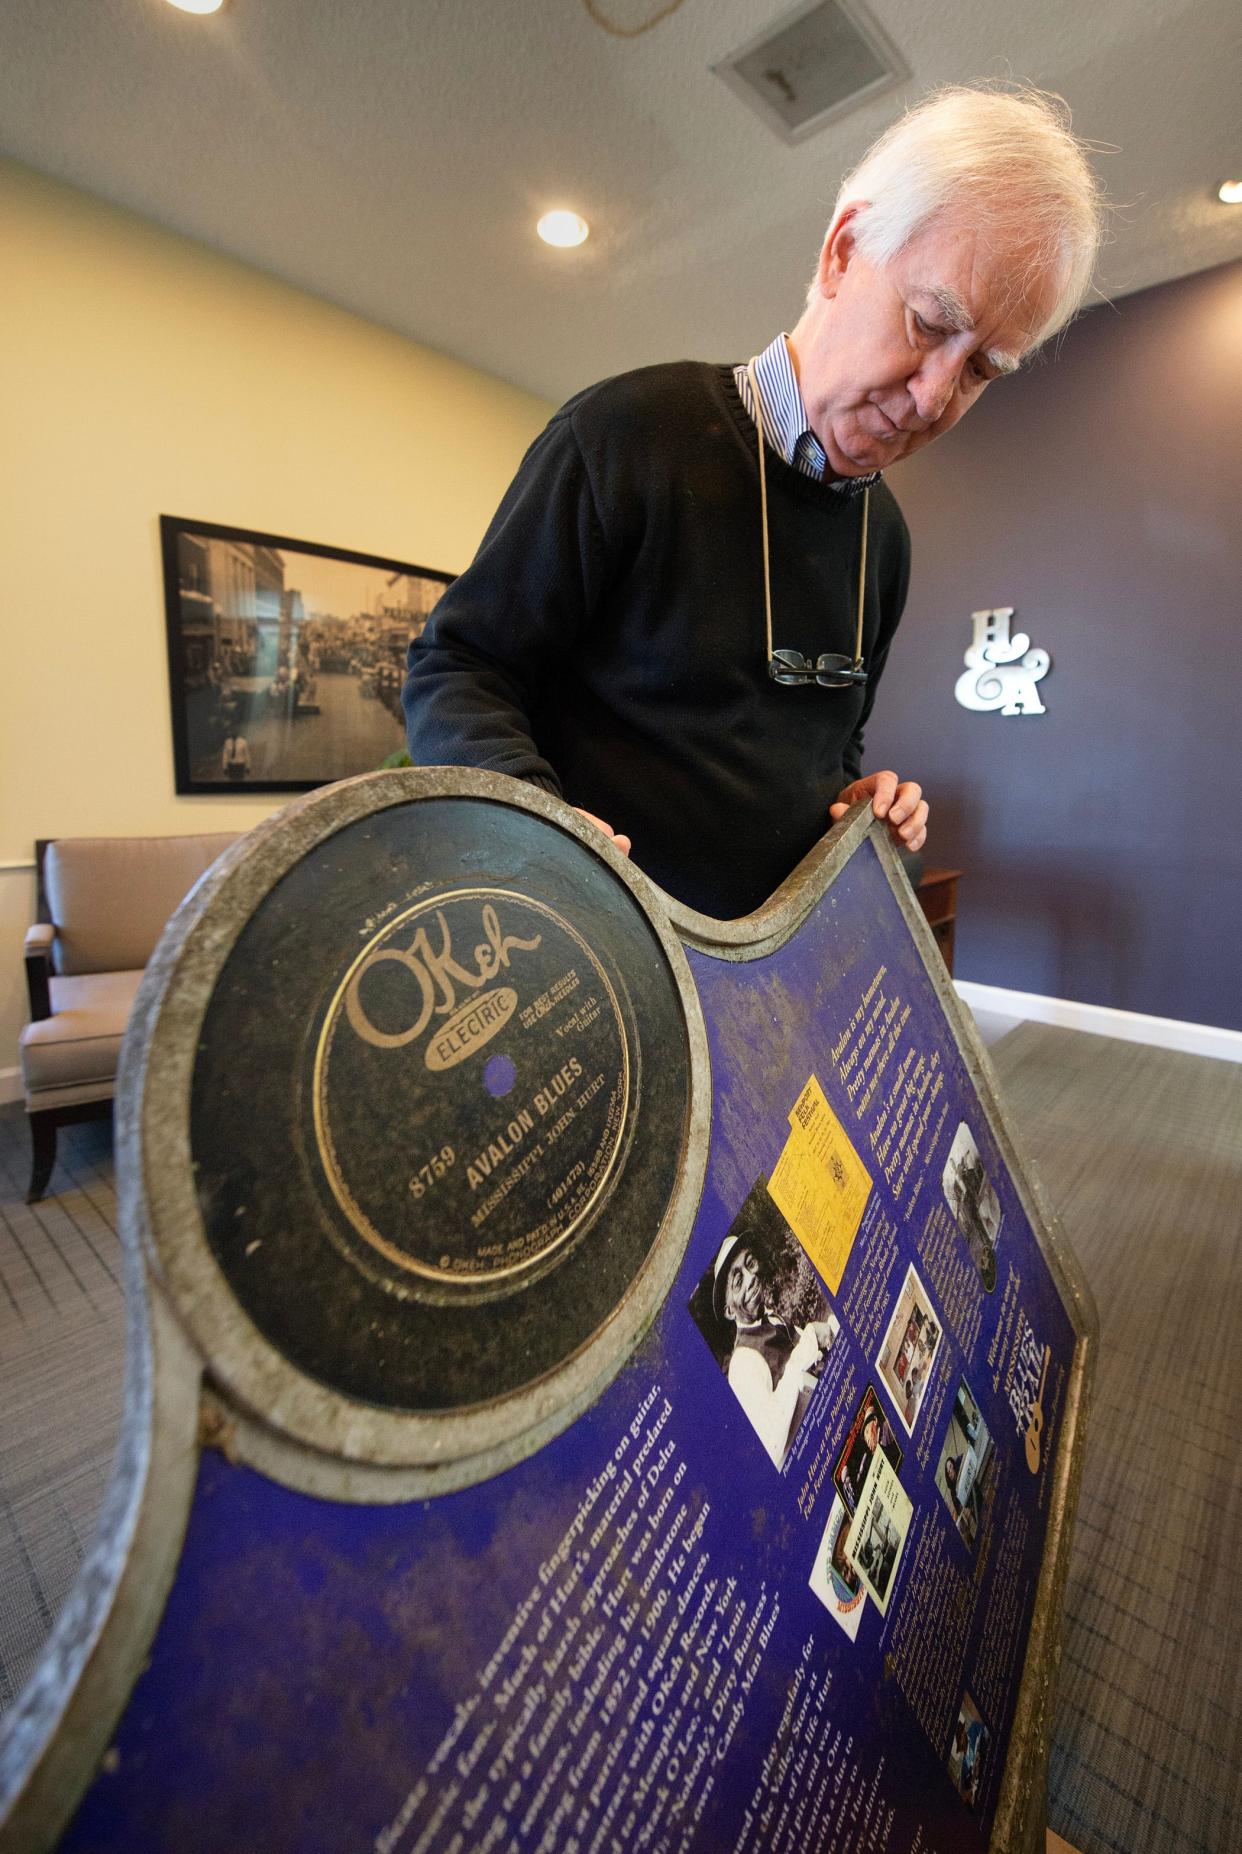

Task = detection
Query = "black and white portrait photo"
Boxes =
[942,1121,1002,1291]
[688,1175,840,1473]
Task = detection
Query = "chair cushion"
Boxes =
[19,970,144,1094]
[45,833,237,976]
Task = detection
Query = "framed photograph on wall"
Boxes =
[160,515,453,795]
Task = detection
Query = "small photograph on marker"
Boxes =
[842,1449,913,1616]
[767,1074,872,1297]
[808,1494,867,1641]
[687,1175,839,1473]
[935,1377,995,1551]
[942,1121,1002,1291]
[833,1382,902,1515]
[875,1261,943,1436]
[947,1691,989,1808]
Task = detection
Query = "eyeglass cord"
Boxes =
[746,358,869,672]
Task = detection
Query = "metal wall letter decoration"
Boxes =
[954,607,1051,716]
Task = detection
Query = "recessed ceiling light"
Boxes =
[1218,180,1242,205]
[167,0,226,14]
[537,211,589,249]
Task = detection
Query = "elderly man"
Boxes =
[404,87,1102,918]
[711,1233,838,1471]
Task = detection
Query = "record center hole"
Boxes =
[483,1054,517,1098]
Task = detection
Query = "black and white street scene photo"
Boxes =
[161,517,451,793]
[942,1120,1003,1292]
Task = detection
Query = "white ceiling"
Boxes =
[2,0,1240,403]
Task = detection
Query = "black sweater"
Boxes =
[403,362,911,919]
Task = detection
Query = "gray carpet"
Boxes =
[989,1025,1242,1854]
[0,1023,1239,1853]
[0,1109,124,1717]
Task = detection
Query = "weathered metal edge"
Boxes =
[663,802,873,958]
[999,1332,1094,1854]
[864,828,1099,1853]
[0,1257,200,1853]
[0,931,211,1852]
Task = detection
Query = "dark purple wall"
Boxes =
[866,258,1242,1032]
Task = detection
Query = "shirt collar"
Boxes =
[736,334,879,498]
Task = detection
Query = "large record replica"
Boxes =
[0,772,1097,1854]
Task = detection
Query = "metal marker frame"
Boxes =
[0,771,1097,1854]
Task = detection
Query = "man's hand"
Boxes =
[829,771,927,854]
[573,809,632,857]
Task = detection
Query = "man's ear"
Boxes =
[817,204,866,298]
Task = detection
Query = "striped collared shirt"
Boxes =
[734,334,877,498]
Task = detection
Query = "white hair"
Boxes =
[823,85,1107,344]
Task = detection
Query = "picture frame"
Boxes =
[159,514,453,795]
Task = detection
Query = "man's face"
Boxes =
[724,1246,763,1323]
[863,1414,881,1452]
[793,210,1059,479]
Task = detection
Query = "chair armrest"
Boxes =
[24,923,55,1022]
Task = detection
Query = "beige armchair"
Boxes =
[20,833,237,1202]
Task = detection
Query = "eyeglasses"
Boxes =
[768,650,868,689]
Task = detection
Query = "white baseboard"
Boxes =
[0,1066,23,1107]
[955,980,1242,1066]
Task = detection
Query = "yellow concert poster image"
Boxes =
[767,1074,872,1294]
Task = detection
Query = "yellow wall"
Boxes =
[0,159,553,1085]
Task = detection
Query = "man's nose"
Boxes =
[909,354,960,426]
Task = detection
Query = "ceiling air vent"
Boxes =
[712,0,906,144]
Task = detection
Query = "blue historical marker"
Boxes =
[0,772,1095,1854]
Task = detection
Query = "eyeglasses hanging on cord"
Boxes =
[747,360,870,689]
